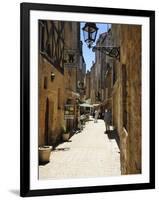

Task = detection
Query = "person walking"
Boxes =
[77,111,82,132]
[94,109,99,123]
[104,109,112,133]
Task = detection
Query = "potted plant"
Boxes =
[62,125,70,141]
[38,145,52,164]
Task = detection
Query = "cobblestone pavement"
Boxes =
[39,117,121,179]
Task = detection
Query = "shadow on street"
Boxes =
[106,129,120,149]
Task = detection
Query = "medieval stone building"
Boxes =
[77,41,86,101]
[38,20,65,146]
[38,20,84,147]
[90,62,96,104]
[111,24,141,174]
[85,70,91,100]
[63,21,81,132]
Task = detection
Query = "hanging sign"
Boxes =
[64,49,79,67]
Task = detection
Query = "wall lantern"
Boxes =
[51,72,55,81]
[82,23,98,49]
[82,22,120,60]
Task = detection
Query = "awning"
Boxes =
[79,103,93,108]
[92,104,100,107]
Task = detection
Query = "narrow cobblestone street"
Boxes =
[39,117,121,179]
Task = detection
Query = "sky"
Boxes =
[80,22,109,71]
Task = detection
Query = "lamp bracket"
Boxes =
[92,46,120,61]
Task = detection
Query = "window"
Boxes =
[39,20,65,73]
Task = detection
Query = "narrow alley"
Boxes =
[39,117,121,179]
[38,20,142,176]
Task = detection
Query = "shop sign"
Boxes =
[64,50,79,67]
[64,104,75,119]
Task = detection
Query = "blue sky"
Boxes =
[80,22,109,71]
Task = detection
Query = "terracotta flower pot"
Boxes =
[39,146,52,164]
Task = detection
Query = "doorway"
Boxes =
[44,98,49,144]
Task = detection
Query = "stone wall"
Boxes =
[38,20,81,147]
[38,56,65,146]
[90,64,96,104]
[63,22,80,131]
[112,24,141,174]
[85,71,91,99]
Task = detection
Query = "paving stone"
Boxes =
[39,117,121,179]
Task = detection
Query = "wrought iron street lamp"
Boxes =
[82,23,98,49]
[82,23,120,60]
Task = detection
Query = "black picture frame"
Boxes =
[20,2,155,197]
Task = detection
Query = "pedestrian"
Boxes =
[92,110,95,118]
[77,111,82,132]
[102,110,105,119]
[94,109,99,123]
[104,109,112,132]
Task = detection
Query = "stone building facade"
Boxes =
[90,62,96,104]
[111,24,141,174]
[85,70,91,100]
[38,20,83,147]
[63,22,81,132]
[77,41,86,101]
[88,27,113,108]
[38,20,65,146]
[96,30,114,108]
